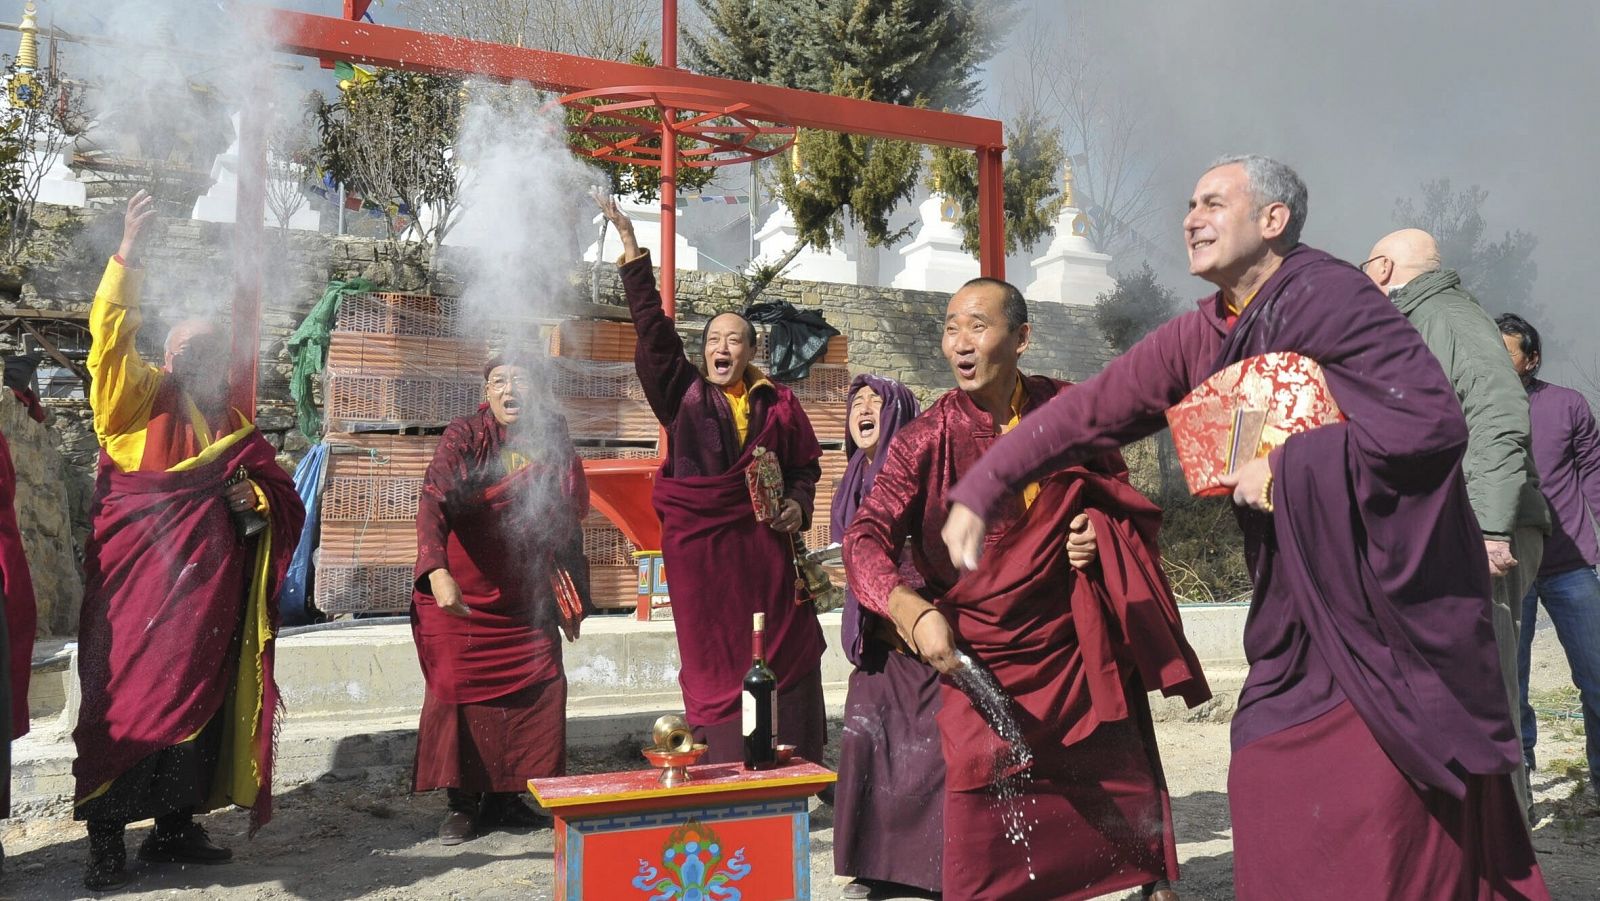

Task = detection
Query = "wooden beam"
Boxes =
[17,319,91,385]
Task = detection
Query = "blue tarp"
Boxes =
[280,443,329,626]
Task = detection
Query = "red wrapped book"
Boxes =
[1165,352,1345,497]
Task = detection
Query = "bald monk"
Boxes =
[844,277,1206,900]
[943,156,1546,898]
[1364,228,1550,812]
[594,194,827,765]
[73,192,305,891]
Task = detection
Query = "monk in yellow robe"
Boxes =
[72,192,305,891]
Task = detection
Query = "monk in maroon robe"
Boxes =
[0,427,38,866]
[73,192,305,891]
[412,355,591,845]
[944,156,1549,899]
[596,195,826,765]
[845,278,1207,901]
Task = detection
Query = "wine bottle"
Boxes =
[742,612,779,770]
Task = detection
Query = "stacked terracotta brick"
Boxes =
[315,293,485,615]
[550,320,852,610]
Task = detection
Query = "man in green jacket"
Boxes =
[1364,227,1551,813]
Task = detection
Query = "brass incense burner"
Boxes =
[642,714,706,787]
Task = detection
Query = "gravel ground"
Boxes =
[1,719,1593,901]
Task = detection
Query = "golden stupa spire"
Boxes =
[1062,156,1076,209]
[17,2,39,71]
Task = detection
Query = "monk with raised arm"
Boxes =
[73,191,304,891]
[595,194,827,764]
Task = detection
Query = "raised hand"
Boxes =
[590,187,642,262]
[118,190,157,268]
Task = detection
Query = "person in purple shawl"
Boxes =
[941,155,1548,899]
[828,375,936,898]
[595,194,827,766]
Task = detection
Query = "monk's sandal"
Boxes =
[138,822,233,864]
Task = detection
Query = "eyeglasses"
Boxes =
[487,375,533,390]
[1359,255,1388,272]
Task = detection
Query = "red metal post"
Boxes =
[659,0,677,317]
[660,114,677,318]
[661,0,677,68]
[229,92,268,420]
[976,146,1006,280]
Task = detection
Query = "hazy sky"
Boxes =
[1003,0,1599,386]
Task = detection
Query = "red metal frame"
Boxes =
[561,87,798,169]
[234,4,1006,555]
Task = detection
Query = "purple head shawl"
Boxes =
[831,374,920,666]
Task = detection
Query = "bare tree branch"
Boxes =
[401,0,657,60]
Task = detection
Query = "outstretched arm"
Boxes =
[944,311,1208,570]
[594,191,699,425]
[87,191,162,444]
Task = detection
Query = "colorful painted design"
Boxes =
[632,820,752,900]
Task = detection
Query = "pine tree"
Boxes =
[688,0,1019,299]
[927,110,1065,256]
[1093,262,1179,353]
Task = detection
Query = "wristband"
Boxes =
[907,606,940,657]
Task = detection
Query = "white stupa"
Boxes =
[6,3,85,209]
[753,203,857,284]
[891,180,978,293]
[192,112,322,230]
[1024,159,1115,306]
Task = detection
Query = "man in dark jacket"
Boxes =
[1364,227,1550,812]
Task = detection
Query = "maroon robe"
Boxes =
[844,376,1208,901]
[72,429,302,829]
[0,430,37,819]
[949,245,1547,899]
[411,406,590,792]
[622,254,826,762]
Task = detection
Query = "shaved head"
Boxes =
[164,318,228,410]
[165,318,221,358]
[1364,228,1442,292]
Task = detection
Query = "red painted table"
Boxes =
[529,759,836,901]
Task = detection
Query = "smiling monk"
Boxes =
[595,194,827,765]
[943,155,1548,900]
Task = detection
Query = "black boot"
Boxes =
[479,792,551,830]
[84,821,128,891]
[138,809,232,864]
[439,789,479,846]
